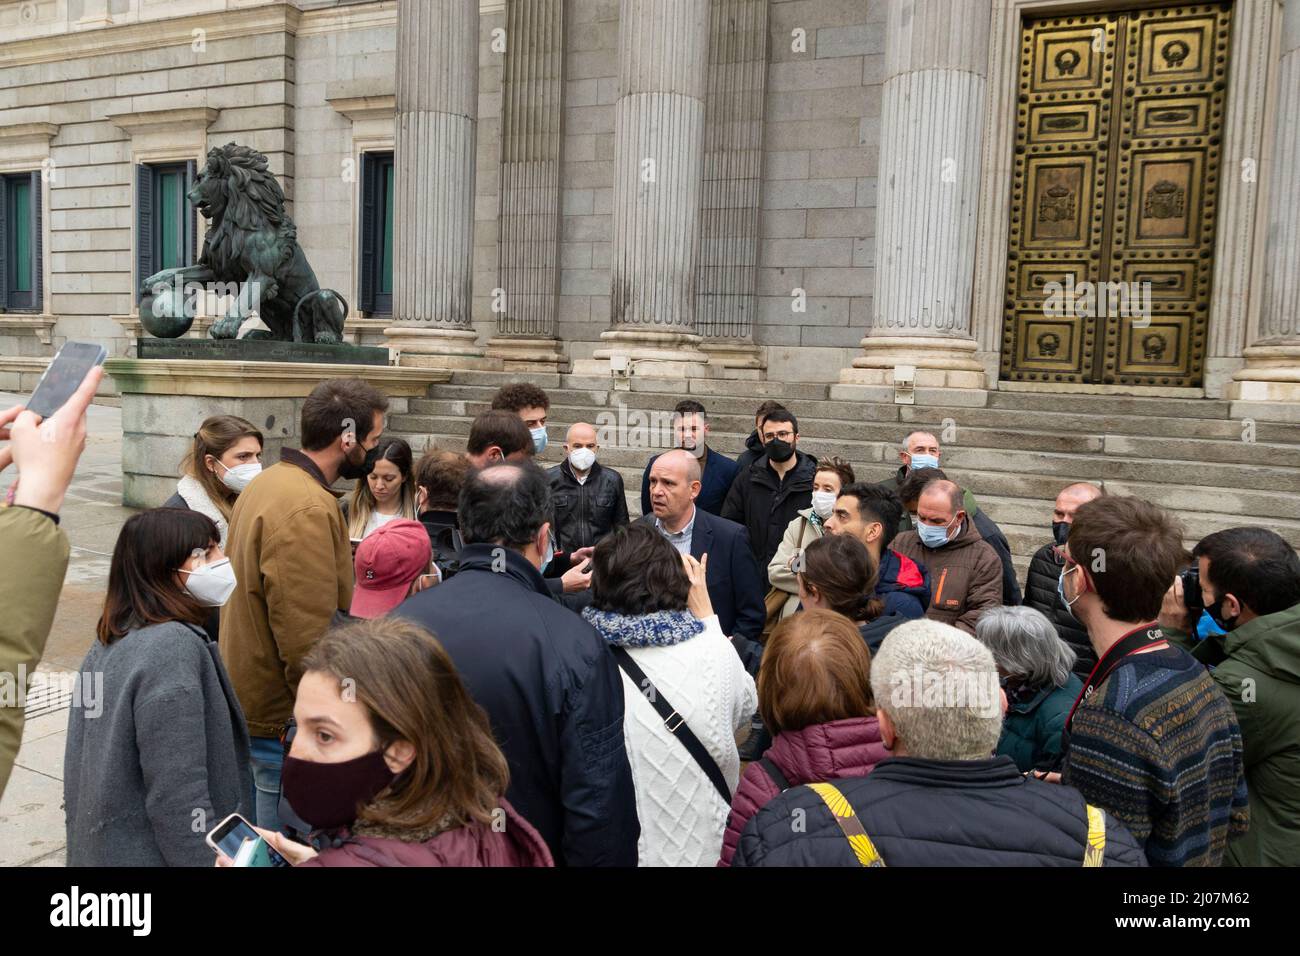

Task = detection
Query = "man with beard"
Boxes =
[722,408,816,591]
[221,377,388,831]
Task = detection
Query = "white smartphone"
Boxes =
[206,812,291,867]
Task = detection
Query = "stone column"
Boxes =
[1229,0,1300,404]
[574,0,712,379]
[836,0,989,398]
[385,0,488,368]
[696,0,768,379]
[484,0,567,371]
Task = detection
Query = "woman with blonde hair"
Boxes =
[218,616,552,867]
[344,436,418,540]
[163,414,264,549]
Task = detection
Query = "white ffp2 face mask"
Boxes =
[217,460,262,493]
[178,557,238,607]
[810,491,837,519]
[569,447,597,472]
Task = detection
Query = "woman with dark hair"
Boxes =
[797,533,909,652]
[163,414,264,549]
[580,523,756,866]
[63,509,252,866]
[719,609,887,866]
[345,436,418,540]
[218,616,552,867]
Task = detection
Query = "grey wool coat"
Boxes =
[64,621,253,866]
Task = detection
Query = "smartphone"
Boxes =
[27,341,107,419]
[206,812,290,867]
[233,836,281,868]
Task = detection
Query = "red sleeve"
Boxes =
[718,761,781,866]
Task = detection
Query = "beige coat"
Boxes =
[219,450,352,739]
[765,507,824,620]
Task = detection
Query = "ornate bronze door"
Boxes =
[1000,4,1233,387]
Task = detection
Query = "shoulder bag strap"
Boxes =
[1082,804,1106,867]
[611,646,731,804]
[807,781,886,867]
[758,756,792,792]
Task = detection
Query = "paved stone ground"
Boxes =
[0,395,135,867]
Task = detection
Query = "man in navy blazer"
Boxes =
[638,449,765,672]
[639,400,739,517]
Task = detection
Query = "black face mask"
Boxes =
[281,749,398,831]
[765,438,795,464]
[339,442,380,481]
[1052,521,1070,547]
[1205,594,1239,632]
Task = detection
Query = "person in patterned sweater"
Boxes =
[1055,496,1249,866]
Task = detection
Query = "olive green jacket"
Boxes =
[0,506,70,798]
[1164,602,1300,866]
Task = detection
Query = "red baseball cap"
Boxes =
[350,518,433,618]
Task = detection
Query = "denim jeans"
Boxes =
[248,735,285,833]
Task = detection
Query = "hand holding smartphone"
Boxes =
[207,812,292,868]
[1,342,105,513]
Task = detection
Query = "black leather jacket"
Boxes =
[547,459,630,552]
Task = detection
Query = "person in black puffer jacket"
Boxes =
[1022,481,1103,679]
[732,619,1145,867]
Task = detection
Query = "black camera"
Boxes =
[1180,566,1203,614]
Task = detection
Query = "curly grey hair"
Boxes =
[974,606,1077,689]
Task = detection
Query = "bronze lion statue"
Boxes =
[139,143,348,344]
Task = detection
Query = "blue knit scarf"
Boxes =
[581,608,705,648]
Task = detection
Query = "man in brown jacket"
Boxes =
[891,480,1002,636]
[221,377,388,830]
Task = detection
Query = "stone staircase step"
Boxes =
[987,390,1234,420]
[392,408,1300,477]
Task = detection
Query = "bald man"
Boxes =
[637,449,766,672]
[1023,481,1105,678]
[547,421,629,552]
[891,480,1003,636]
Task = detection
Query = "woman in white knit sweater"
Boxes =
[583,524,757,867]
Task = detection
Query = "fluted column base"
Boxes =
[1224,344,1300,403]
[700,339,766,380]
[383,326,499,370]
[839,335,986,389]
[485,336,567,372]
[572,329,710,379]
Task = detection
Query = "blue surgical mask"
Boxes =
[531,426,548,454]
[909,454,939,471]
[1057,563,1082,614]
[916,519,953,549]
[539,529,555,574]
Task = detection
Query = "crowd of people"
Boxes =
[2,369,1298,869]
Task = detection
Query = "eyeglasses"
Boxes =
[764,430,795,442]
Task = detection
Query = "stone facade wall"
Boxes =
[0,0,887,384]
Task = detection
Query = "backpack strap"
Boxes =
[1083,804,1106,867]
[758,756,792,792]
[807,781,885,867]
[611,646,731,804]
